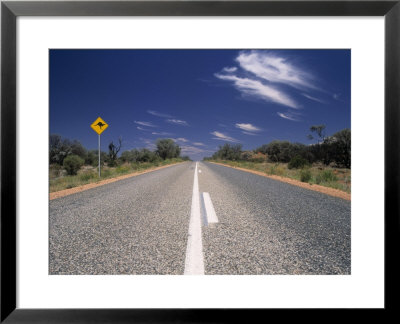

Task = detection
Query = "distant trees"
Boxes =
[211,143,242,161]
[50,134,185,176]
[206,127,351,169]
[255,141,309,163]
[50,134,87,165]
[329,129,351,168]
[156,139,181,160]
[120,148,160,163]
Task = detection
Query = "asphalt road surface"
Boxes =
[49,161,350,275]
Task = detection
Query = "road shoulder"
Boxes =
[209,162,350,201]
[50,162,186,200]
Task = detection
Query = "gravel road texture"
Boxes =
[50,161,350,275]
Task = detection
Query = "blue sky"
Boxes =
[50,49,350,160]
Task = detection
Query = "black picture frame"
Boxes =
[1,0,399,322]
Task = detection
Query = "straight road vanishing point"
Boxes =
[49,161,350,275]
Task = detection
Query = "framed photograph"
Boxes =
[1,0,398,322]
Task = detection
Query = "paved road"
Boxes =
[49,161,350,275]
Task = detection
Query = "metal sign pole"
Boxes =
[91,117,108,177]
[98,134,101,177]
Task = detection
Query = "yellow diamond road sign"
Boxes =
[91,117,108,135]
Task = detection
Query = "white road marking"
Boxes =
[202,192,219,224]
[184,162,205,275]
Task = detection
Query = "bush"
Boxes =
[63,155,84,175]
[116,164,131,174]
[49,163,63,179]
[288,155,309,169]
[250,152,267,163]
[269,164,285,176]
[316,169,338,183]
[79,171,97,182]
[101,169,112,178]
[300,169,312,183]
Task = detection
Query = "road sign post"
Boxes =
[98,134,101,177]
[90,117,109,177]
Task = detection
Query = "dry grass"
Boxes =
[212,160,351,194]
[49,158,185,193]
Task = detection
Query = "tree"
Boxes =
[155,139,181,160]
[309,125,326,144]
[213,143,242,160]
[331,129,351,168]
[70,140,87,160]
[63,154,84,175]
[49,134,73,165]
[107,137,123,166]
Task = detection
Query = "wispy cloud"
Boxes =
[180,145,213,155]
[152,131,172,136]
[215,73,298,109]
[134,121,156,127]
[137,126,151,131]
[147,110,173,118]
[174,137,189,143]
[193,142,206,146]
[236,50,315,90]
[235,123,262,132]
[166,119,189,126]
[277,112,301,122]
[242,131,258,136]
[215,50,322,109]
[211,131,240,143]
[223,66,237,73]
[139,138,156,150]
[302,93,326,104]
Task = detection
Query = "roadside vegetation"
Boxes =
[49,135,190,192]
[204,126,351,193]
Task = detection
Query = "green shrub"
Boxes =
[269,164,285,176]
[79,171,97,181]
[101,169,112,178]
[315,173,322,184]
[318,169,338,182]
[63,155,84,175]
[116,164,131,174]
[49,163,63,179]
[288,155,310,169]
[300,169,312,182]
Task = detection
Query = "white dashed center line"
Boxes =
[184,162,205,275]
[202,192,219,224]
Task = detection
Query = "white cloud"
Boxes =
[277,112,301,122]
[215,73,298,109]
[180,145,213,155]
[242,131,258,136]
[211,131,240,143]
[236,50,315,90]
[152,131,172,136]
[137,127,150,131]
[166,119,189,126]
[235,123,262,132]
[139,138,156,149]
[193,142,205,146]
[134,121,156,127]
[147,110,173,118]
[223,66,237,73]
[174,137,189,143]
[302,93,326,104]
